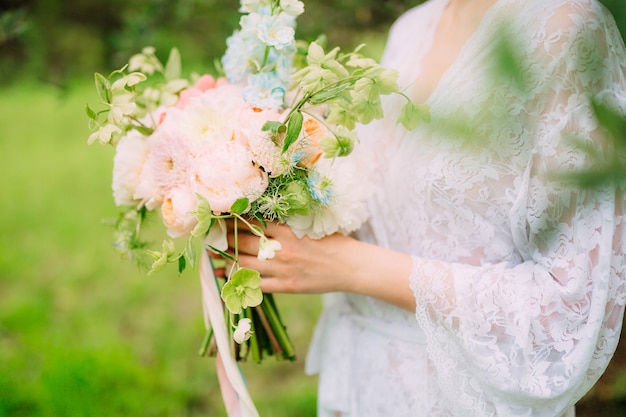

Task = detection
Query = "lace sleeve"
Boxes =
[410,2,626,416]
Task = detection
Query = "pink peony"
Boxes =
[238,106,286,174]
[161,184,198,238]
[192,140,268,214]
[176,74,228,109]
[147,127,196,193]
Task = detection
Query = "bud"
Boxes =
[233,318,253,344]
[284,181,311,215]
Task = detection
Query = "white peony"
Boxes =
[112,130,150,207]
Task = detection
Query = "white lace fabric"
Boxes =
[305,0,626,416]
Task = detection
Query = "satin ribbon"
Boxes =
[199,251,260,417]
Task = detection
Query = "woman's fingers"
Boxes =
[224,218,294,240]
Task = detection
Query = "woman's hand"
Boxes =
[223,221,417,311]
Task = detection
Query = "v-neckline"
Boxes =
[411,0,505,106]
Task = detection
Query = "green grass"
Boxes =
[0,80,320,416]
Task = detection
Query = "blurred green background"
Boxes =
[1,0,625,416]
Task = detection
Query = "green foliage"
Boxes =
[1,0,624,88]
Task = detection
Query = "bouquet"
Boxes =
[86,0,428,415]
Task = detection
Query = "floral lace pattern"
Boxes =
[306,0,626,416]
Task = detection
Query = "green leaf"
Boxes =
[208,245,235,262]
[146,250,168,276]
[282,110,303,153]
[398,101,431,130]
[134,124,154,136]
[164,47,182,80]
[230,197,249,215]
[262,121,284,133]
[308,83,351,105]
[592,98,626,142]
[94,72,112,103]
[351,93,384,125]
[191,194,214,237]
[178,255,186,274]
[85,103,97,121]
[184,240,197,270]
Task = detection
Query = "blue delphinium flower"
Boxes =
[222,32,254,84]
[242,72,286,109]
[222,1,302,108]
[257,14,295,50]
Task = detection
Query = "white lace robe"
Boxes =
[305,0,626,416]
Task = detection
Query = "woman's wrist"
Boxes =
[338,238,416,311]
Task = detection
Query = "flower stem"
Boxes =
[198,326,214,356]
[254,305,283,356]
[261,294,296,361]
[244,308,262,363]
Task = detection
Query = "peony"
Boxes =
[112,130,150,207]
[146,128,195,194]
[176,74,229,110]
[161,184,198,238]
[161,84,247,151]
[238,105,286,174]
[193,140,269,214]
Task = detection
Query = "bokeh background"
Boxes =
[1,0,625,416]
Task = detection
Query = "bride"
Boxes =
[229,0,626,415]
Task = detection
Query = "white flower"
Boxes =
[257,14,295,50]
[88,123,122,145]
[239,0,272,14]
[112,130,149,207]
[108,93,137,125]
[258,237,282,260]
[287,149,373,239]
[128,46,163,75]
[279,0,304,16]
[233,318,253,344]
[111,72,147,92]
[134,155,161,210]
[204,218,228,251]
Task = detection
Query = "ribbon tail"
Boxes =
[199,251,260,417]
